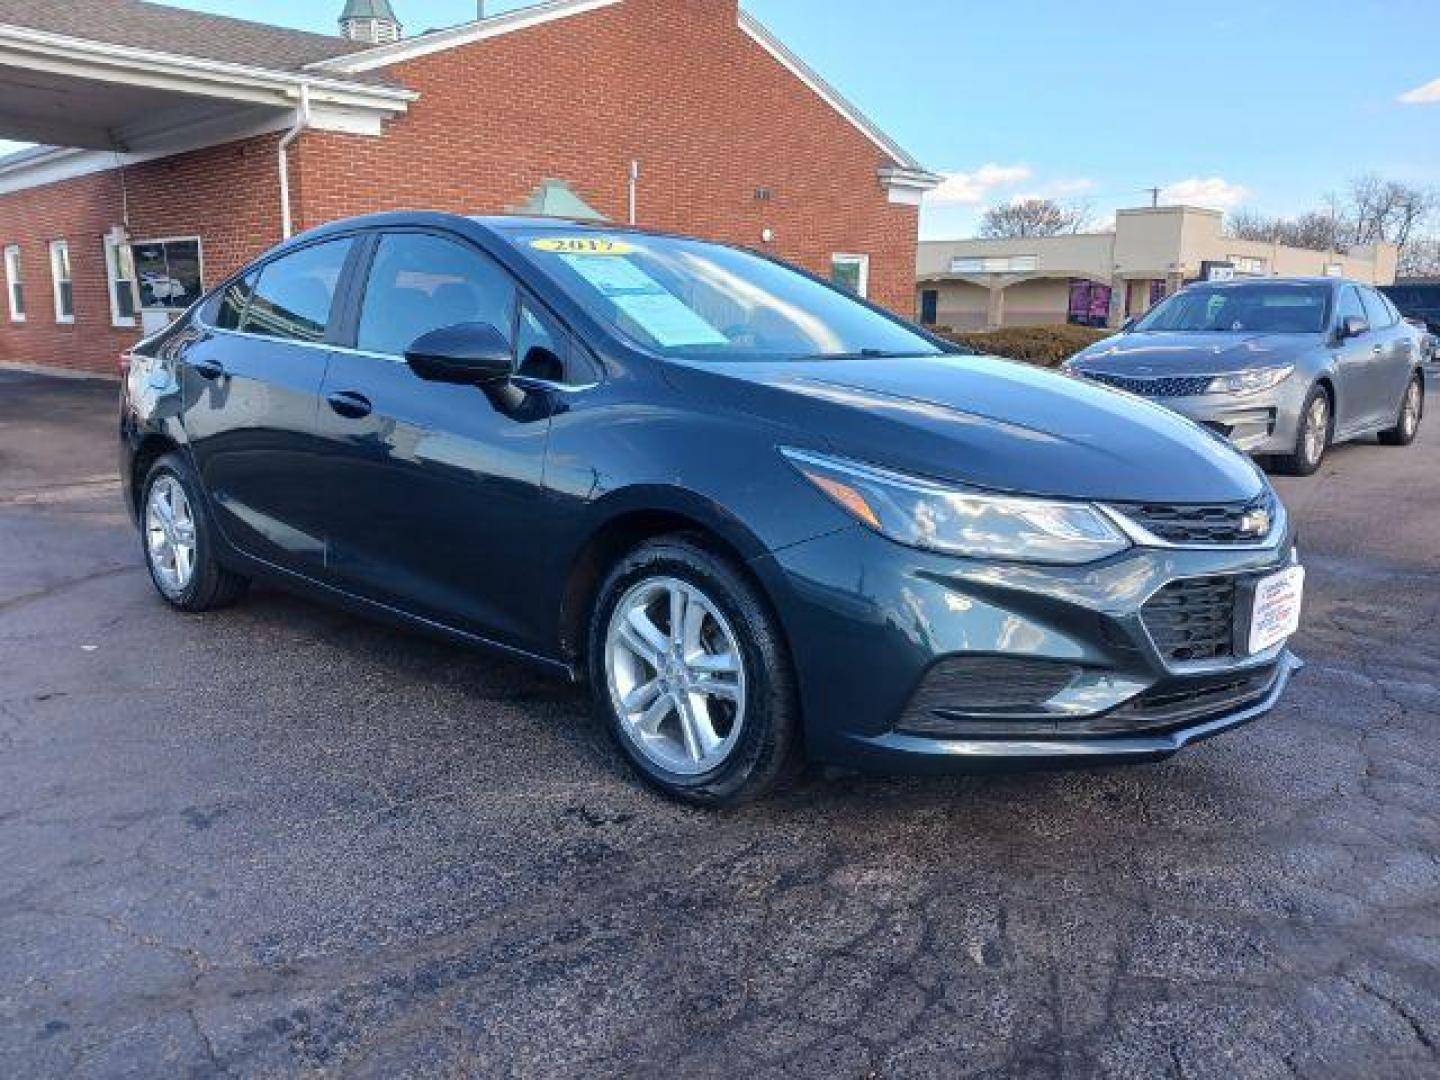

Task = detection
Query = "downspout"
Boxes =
[278,82,312,240]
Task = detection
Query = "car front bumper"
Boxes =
[754,524,1302,774]
[1103,380,1309,457]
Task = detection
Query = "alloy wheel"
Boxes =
[1303,394,1329,467]
[145,475,197,595]
[1401,380,1422,438]
[604,576,747,776]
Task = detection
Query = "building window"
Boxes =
[3,244,23,322]
[132,237,204,312]
[104,234,138,328]
[831,254,870,298]
[1067,279,1112,328]
[950,255,1036,275]
[49,240,74,324]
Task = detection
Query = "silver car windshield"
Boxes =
[1135,283,1331,334]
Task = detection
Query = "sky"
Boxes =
[3,0,1436,239]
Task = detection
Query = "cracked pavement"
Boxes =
[1,367,1437,1078]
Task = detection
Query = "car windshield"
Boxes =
[1134,283,1331,334]
[507,229,942,361]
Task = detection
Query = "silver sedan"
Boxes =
[1065,278,1427,475]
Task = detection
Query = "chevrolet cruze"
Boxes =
[122,213,1305,805]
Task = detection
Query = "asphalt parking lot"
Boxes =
[1,367,1438,1079]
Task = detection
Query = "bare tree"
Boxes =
[978,198,1092,239]
[1227,176,1438,271]
[1346,174,1436,249]
[1228,209,1285,243]
[1398,237,1440,278]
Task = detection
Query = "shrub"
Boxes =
[935,324,1114,368]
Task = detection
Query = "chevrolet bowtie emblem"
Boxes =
[1239,509,1271,537]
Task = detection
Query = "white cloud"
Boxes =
[926,163,1031,205]
[1399,77,1440,104]
[1160,176,1248,210]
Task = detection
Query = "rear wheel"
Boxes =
[141,453,249,612]
[1273,385,1331,476]
[1378,374,1424,446]
[587,536,799,806]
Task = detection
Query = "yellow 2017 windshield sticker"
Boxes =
[531,237,637,256]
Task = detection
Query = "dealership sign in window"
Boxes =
[132,238,204,311]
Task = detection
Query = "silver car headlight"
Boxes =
[782,449,1129,564]
[1207,364,1294,395]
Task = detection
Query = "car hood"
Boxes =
[1070,331,1318,375]
[667,354,1264,504]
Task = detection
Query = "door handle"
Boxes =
[190,357,225,380]
[1371,345,1383,355]
[327,390,373,420]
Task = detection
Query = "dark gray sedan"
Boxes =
[1065,278,1427,474]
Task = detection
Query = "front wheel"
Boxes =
[1273,385,1331,476]
[587,536,800,806]
[1378,374,1424,446]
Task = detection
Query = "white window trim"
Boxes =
[103,234,138,328]
[3,244,23,323]
[832,253,870,299]
[49,239,74,324]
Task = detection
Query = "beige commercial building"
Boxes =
[917,205,1399,330]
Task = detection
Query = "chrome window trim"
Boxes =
[195,323,600,393]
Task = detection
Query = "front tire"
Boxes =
[587,536,800,807]
[140,453,249,612]
[1273,384,1331,476]
[1378,374,1424,446]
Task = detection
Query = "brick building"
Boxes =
[0,0,938,374]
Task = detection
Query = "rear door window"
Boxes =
[357,233,516,357]
[240,238,353,343]
[214,271,258,330]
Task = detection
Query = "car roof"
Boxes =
[1187,276,1355,289]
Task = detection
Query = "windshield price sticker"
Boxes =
[531,237,637,256]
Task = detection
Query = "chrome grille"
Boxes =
[1081,371,1214,397]
[1116,491,1277,545]
[1142,576,1238,662]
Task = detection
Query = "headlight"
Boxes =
[1207,365,1293,395]
[782,449,1129,564]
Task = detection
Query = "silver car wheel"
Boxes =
[604,576,747,777]
[145,475,197,596]
[1303,394,1329,467]
[1400,380,1422,438]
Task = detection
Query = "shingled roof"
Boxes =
[0,0,373,74]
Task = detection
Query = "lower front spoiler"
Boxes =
[827,651,1302,775]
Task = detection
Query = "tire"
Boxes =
[587,535,800,807]
[140,452,249,612]
[1378,374,1424,447]
[1273,384,1332,476]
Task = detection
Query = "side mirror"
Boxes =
[405,322,513,385]
[1338,316,1369,341]
[1120,317,1137,332]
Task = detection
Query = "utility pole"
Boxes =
[1147,186,1161,208]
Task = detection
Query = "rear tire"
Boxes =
[587,535,800,807]
[1273,384,1331,476]
[140,453,249,612]
[1378,374,1424,446]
